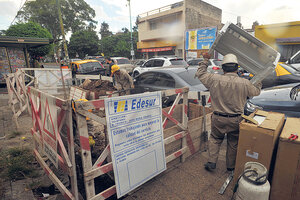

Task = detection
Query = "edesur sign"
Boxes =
[105,92,166,198]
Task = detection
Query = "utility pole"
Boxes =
[127,0,135,60]
[56,0,68,100]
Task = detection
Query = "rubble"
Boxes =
[80,79,116,96]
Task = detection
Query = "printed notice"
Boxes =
[105,91,166,198]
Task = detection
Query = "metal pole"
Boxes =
[56,0,68,100]
[128,0,134,60]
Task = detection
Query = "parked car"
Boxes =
[244,83,300,117]
[131,67,207,107]
[286,50,300,70]
[110,57,135,75]
[132,57,188,77]
[70,60,106,75]
[85,56,105,64]
[187,58,223,74]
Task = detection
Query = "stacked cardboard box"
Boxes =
[233,110,285,184]
[270,117,300,200]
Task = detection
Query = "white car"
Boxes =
[111,57,135,75]
[132,57,188,77]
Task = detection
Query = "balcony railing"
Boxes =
[138,1,183,18]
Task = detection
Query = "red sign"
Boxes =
[140,47,173,52]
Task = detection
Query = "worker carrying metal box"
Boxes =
[195,53,262,171]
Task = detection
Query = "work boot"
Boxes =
[204,162,216,171]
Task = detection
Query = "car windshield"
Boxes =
[79,62,101,69]
[116,58,130,64]
[170,59,188,66]
[280,63,300,74]
[176,69,202,86]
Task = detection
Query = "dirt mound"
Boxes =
[80,79,116,95]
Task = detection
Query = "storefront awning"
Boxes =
[140,47,173,52]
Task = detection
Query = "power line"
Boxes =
[10,0,29,26]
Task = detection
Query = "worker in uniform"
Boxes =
[111,65,134,96]
[195,53,262,172]
[105,57,115,76]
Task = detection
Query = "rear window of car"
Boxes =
[176,69,202,86]
[79,62,101,69]
[116,59,130,64]
[170,59,188,66]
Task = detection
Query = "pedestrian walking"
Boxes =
[195,53,262,172]
[111,65,134,96]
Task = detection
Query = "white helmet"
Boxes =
[222,54,238,65]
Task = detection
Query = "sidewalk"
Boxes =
[124,143,234,200]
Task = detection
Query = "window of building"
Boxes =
[149,21,157,30]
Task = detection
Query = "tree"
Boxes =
[99,22,112,39]
[68,29,100,58]
[99,28,141,58]
[16,0,96,43]
[5,21,53,58]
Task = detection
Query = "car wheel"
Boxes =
[133,71,140,77]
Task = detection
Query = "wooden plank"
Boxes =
[161,87,189,97]
[181,92,188,162]
[89,185,116,200]
[166,147,187,163]
[164,131,186,145]
[34,150,75,200]
[76,109,107,125]
[92,145,110,169]
[162,93,182,128]
[84,162,113,182]
[76,114,95,199]
[66,105,79,200]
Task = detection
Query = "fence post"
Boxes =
[76,113,95,198]
[181,90,188,162]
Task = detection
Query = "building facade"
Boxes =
[137,0,222,59]
[255,21,300,61]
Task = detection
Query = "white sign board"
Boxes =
[41,95,58,168]
[105,92,166,198]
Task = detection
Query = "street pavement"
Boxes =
[124,144,233,200]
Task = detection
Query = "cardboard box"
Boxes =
[270,117,300,200]
[233,110,285,184]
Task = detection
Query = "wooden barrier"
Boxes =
[73,87,212,199]
[28,86,79,200]
[20,68,72,90]
[4,70,30,128]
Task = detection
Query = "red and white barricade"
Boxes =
[28,86,79,200]
[73,87,212,200]
[5,70,30,128]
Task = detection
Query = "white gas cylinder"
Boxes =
[234,162,270,200]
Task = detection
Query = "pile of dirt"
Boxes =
[80,79,116,96]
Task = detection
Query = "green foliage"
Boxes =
[99,22,112,39]
[17,0,96,42]
[68,29,100,58]
[0,148,37,181]
[5,21,53,58]
[100,29,141,58]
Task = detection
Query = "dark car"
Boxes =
[132,67,207,107]
[261,63,300,88]
[70,60,106,75]
[244,83,300,117]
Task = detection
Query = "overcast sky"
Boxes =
[1,0,300,35]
